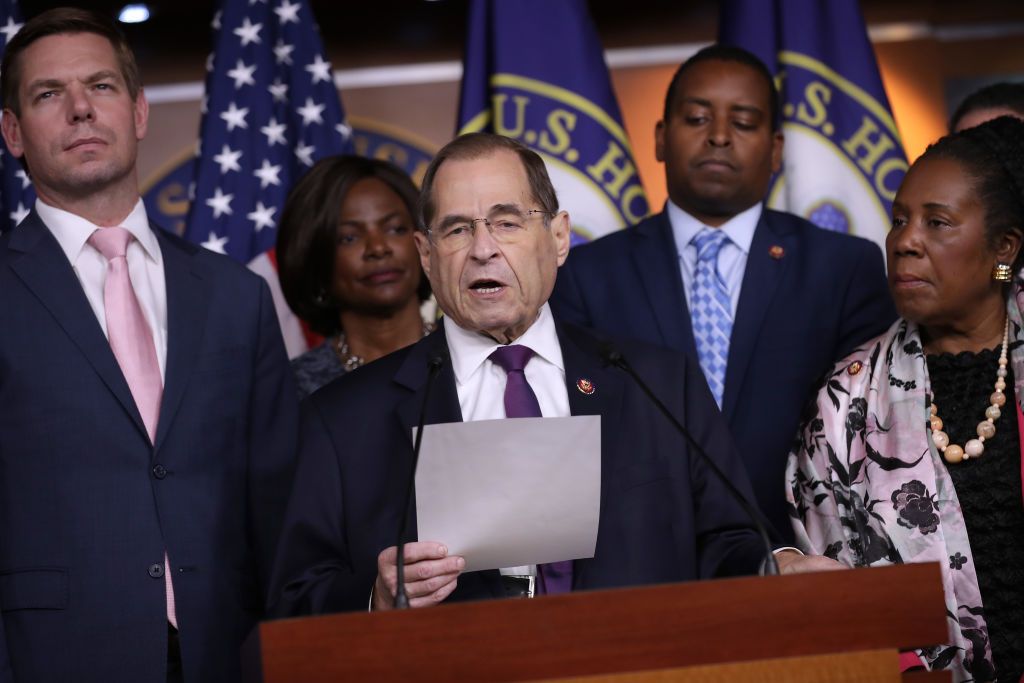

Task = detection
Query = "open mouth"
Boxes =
[470,279,504,295]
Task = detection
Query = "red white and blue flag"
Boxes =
[184,0,351,356]
[0,0,33,233]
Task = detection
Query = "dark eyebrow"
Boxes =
[27,70,122,94]
[922,202,956,211]
[487,203,526,219]
[679,97,764,118]
[338,210,404,228]
[83,70,122,85]
[436,213,474,231]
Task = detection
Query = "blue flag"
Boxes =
[0,0,33,233]
[183,0,351,355]
[720,0,907,247]
[457,0,647,244]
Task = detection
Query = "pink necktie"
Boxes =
[89,227,177,628]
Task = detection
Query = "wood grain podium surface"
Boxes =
[250,563,948,682]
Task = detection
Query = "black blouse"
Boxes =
[927,346,1024,682]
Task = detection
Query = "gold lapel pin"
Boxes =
[769,245,785,260]
[576,378,595,395]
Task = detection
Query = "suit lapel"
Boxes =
[722,211,795,420]
[392,329,507,599]
[394,326,463,442]
[7,212,149,441]
[556,322,624,589]
[153,229,209,452]
[630,213,696,354]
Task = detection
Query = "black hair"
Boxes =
[949,82,1024,132]
[920,116,1024,274]
[662,44,780,131]
[276,155,430,337]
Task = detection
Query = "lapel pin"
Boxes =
[769,245,785,260]
[847,361,863,376]
[576,378,595,395]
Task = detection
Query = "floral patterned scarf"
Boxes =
[787,284,1024,682]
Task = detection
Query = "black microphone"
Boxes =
[598,343,780,576]
[394,351,447,609]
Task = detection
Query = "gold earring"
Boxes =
[993,263,1013,282]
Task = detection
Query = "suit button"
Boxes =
[148,563,164,578]
[152,464,167,479]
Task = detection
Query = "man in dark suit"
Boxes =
[270,132,836,617]
[0,9,296,682]
[550,46,896,542]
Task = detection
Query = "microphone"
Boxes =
[598,343,780,576]
[394,351,447,609]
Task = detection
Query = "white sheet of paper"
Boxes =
[414,415,600,572]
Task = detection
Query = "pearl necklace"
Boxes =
[929,317,1010,464]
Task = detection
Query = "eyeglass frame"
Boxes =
[424,207,556,249]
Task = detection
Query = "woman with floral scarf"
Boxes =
[788,116,1024,683]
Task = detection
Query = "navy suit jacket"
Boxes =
[269,320,766,616]
[0,212,298,683]
[550,209,896,541]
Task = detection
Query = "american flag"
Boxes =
[0,0,33,233]
[185,0,351,355]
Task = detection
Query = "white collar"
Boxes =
[37,198,160,266]
[666,199,762,256]
[444,302,565,386]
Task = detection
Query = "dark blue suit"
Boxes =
[269,321,766,616]
[0,212,298,682]
[550,209,896,541]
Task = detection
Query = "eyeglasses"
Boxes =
[427,209,553,252]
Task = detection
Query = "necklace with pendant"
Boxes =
[929,317,1010,464]
[333,322,435,372]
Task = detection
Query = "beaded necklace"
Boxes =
[929,317,1010,464]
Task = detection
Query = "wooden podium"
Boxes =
[243,563,950,682]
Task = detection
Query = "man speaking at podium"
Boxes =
[270,133,832,615]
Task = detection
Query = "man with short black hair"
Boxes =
[551,45,896,542]
[950,81,1024,132]
[0,8,297,681]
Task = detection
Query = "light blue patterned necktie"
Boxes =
[689,227,732,407]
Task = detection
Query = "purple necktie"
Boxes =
[488,345,573,595]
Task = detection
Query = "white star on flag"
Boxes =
[233,17,262,46]
[0,17,23,43]
[274,0,301,25]
[201,232,229,254]
[294,142,315,167]
[227,59,257,89]
[304,54,332,84]
[297,97,325,125]
[213,145,243,173]
[15,169,30,189]
[211,10,222,29]
[9,202,28,226]
[336,121,352,139]
[268,79,288,103]
[253,160,282,188]
[247,201,277,231]
[206,188,234,217]
[220,102,249,131]
[206,52,215,73]
[260,118,287,146]
[273,40,294,65]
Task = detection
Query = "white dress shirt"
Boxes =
[667,199,762,318]
[444,302,570,577]
[38,198,168,378]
